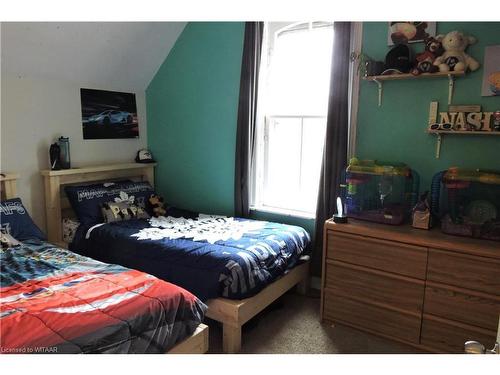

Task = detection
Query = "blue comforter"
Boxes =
[71,209,311,301]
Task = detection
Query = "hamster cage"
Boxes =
[344,159,416,225]
[432,168,500,241]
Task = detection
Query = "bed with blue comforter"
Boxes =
[70,208,311,301]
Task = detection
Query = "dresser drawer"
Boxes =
[421,315,497,353]
[325,261,425,313]
[427,249,500,295]
[424,283,500,331]
[323,291,422,343]
[326,231,427,279]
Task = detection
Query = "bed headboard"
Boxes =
[40,163,156,247]
[0,173,19,200]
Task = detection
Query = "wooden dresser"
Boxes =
[320,219,500,353]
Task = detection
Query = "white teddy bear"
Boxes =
[433,31,480,73]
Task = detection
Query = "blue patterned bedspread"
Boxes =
[71,210,311,301]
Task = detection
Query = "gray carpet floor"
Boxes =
[206,290,423,354]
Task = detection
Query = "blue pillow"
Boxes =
[0,198,46,241]
[64,181,155,226]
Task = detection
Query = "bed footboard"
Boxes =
[206,261,310,353]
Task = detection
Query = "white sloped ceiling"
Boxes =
[1,22,186,90]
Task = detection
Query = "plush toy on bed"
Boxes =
[411,36,443,75]
[149,194,167,217]
[433,31,480,73]
[1,230,21,249]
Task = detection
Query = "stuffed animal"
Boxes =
[149,194,167,217]
[433,31,480,73]
[411,36,444,75]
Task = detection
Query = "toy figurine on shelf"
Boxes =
[493,110,500,131]
[433,31,480,73]
[412,191,432,230]
[411,36,444,76]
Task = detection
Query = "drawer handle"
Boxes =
[464,340,500,354]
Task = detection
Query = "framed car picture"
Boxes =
[81,88,139,139]
[387,22,436,46]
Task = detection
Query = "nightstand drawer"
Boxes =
[427,249,500,295]
[326,231,427,279]
[424,283,500,331]
[323,291,421,344]
[325,260,425,313]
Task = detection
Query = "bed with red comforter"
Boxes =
[0,240,206,354]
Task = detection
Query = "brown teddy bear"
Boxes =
[411,36,444,75]
[149,194,167,217]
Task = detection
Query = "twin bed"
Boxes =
[1,173,208,354]
[5,163,311,353]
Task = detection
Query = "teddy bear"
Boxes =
[433,31,480,73]
[149,194,167,217]
[411,36,444,75]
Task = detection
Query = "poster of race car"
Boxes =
[81,88,139,139]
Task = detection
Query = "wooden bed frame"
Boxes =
[167,323,209,354]
[2,171,208,354]
[41,162,310,353]
[0,173,19,200]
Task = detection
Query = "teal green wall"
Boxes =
[146,22,315,235]
[357,22,500,192]
[147,22,498,242]
[147,22,244,216]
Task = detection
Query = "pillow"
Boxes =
[64,181,155,225]
[101,201,150,223]
[0,198,46,241]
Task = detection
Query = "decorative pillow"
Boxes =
[64,181,155,225]
[101,201,150,223]
[62,218,80,244]
[0,198,46,241]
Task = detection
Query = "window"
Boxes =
[251,22,334,217]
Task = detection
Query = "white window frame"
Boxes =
[250,22,363,219]
[348,22,363,159]
[258,114,327,218]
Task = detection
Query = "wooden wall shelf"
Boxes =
[364,71,465,82]
[428,130,500,135]
[363,71,466,106]
[427,130,500,159]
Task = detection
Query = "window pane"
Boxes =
[262,117,327,213]
[266,25,333,116]
[263,117,302,209]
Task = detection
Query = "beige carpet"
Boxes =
[206,290,422,354]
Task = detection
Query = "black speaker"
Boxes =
[49,142,61,170]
